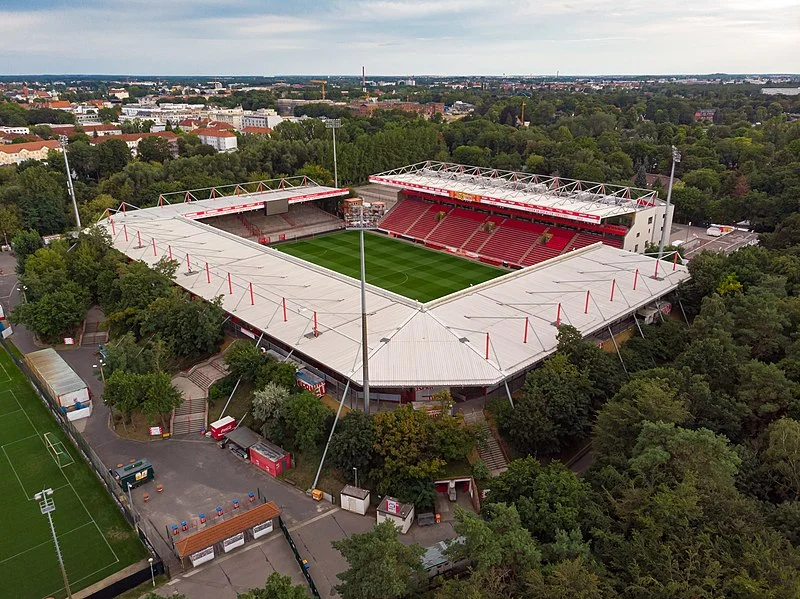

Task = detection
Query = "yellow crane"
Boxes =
[310,79,327,100]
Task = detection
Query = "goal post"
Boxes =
[43,432,74,469]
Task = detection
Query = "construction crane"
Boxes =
[310,79,327,100]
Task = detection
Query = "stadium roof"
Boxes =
[100,191,689,389]
[369,161,660,225]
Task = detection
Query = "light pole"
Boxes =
[353,467,358,488]
[127,482,136,524]
[657,145,681,262]
[17,285,28,303]
[325,118,341,188]
[343,201,385,415]
[148,557,155,587]
[92,359,106,383]
[35,488,73,599]
[58,135,81,230]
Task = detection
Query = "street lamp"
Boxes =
[353,467,358,488]
[343,200,385,414]
[657,145,681,262]
[58,135,81,230]
[17,285,28,303]
[325,119,342,188]
[148,557,155,587]
[127,482,136,524]
[35,488,73,599]
[92,359,106,383]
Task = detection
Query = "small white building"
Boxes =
[340,485,370,516]
[195,128,238,153]
[376,496,414,534]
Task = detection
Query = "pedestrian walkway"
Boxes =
[170,354,228,435]
[463,410,508,476]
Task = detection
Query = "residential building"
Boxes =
[50,124,123,137]
[0,132,42,144]
[194,128,237,153]
[0,126,30,135]
[208,107,244,129]
[108,88,130,100]
[241,127,272,136]
[241,109,286,130]
[0,140,61,166]
[762,87,800,96]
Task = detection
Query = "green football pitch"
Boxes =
[0,343,146,599]
[276,231,507,303]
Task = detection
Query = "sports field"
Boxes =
[276,231,506,302]
[0,343,147,599]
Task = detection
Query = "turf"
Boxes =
[0,343,147,599]
[276,231,506,303]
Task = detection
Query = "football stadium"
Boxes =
[100,162,689,404]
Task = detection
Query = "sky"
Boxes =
[1,0,798,76]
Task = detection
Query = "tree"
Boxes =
[593,376,691,466]
[10,229,44,273]
[264,392,330,453]
[102,370,144,430]
[333,520,424,599]
[501,354,593,455]
[223,340,264,383]
[0,204,21,248]
[251,382,289,423]
[141,372,183,427]
[11,285,89,341]
[239,572,308,599]
[764,418,800,501]
[736,360,797,437]
[137,136,172,163]
[446,504,541,598]
[329,410,375,484]
[140,290,223,359]
[96,138,130,177]
[487,458,590,550]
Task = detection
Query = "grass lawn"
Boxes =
[278,446,347,495]
[207,379,254,425]
[276,231,506,303]
[0,343,147,599]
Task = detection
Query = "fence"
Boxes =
[0,339,173,591]
[278,515,321,598]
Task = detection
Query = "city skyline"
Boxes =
[1,0,798,76]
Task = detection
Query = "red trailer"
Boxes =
[209,416,237,440]
[249,440,292,477]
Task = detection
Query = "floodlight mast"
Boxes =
[657,146,681,263]
[35,488,73,599]
[58,135,81,230]
[325,119,342,188]
[344,200,386,414]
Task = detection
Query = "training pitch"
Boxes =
[0,344,147,599]
[276,231,506,303]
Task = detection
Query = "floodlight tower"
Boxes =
[58,135,81,230]
[325,119,342,189]
[657,145,681,262]
[344,200,386,414]
[35,488,73,599]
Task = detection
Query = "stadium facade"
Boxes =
[100,166,689,403]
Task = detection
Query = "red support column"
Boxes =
[523,316,529,344]
[110,219,116,235]
[282,297,287,322]
[673,251,678,271]
[585,290,590,314]
[227,272,232,295]
[249,282,254,305]
[633,268,639,290]
[610,278,616,302]
[168,245,173,260]
[485,332,490,359]
[313,311,318,337]
[186,254,191,271]
[123,224,128,241]
[654,258,660,279]
[137,230,142,248]
[152,238,157,256]
[556,303,562,326]
[206,262,210,283]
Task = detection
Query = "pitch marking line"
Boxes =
[0,408,23,418]
[0,354,11,385]
[0,520,95,565]
[42,556,122,599]
[8,388,121,564]
[1,433,40,449]
[1,444,31,499]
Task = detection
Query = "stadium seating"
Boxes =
[427,208,487,248]
[377,198,627,268]
[206,203,343,242]
[378,198,431,234]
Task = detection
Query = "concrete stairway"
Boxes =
[464,411,508,475]
[171,397,206,435]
